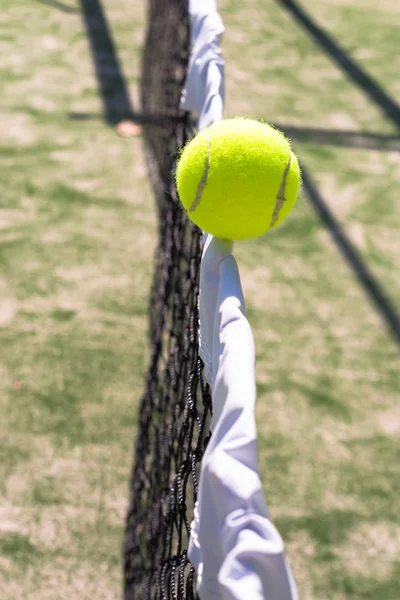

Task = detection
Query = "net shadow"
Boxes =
[301,165,400,348]
[274,124,400,152]
[67,112,400,153]
[79,0,135,125]
[275,0,400,346]
[277,0,400,129]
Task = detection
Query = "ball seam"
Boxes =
[189,130,211,213]
[270,156,291,227]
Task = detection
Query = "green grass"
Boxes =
[219,1,400,597]
[1,0,400,598]
[0,1,149,597]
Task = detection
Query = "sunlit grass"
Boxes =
[1,0,399,598]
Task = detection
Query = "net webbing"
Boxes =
[123,1,212,598]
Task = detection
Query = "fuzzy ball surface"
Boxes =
[176,118,301,240]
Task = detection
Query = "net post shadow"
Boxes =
[79,0,136,126]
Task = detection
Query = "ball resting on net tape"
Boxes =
[176,117,301,241]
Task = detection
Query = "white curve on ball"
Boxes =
[189,129,211,212]
[270,156,291,227]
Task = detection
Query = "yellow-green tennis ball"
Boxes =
[176,117,301,240]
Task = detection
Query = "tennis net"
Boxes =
[123,1,211,598]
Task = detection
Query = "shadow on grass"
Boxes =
[277,0,400,129]
[67,112,400,153]
[302,166,400,349]
[274,124,400,152]
[33,0,79,14]
[79,0,135,125]
[67,110,183,126]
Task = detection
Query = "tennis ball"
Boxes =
[175,118,301,240]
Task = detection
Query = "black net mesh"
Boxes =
[123,1,212,598]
